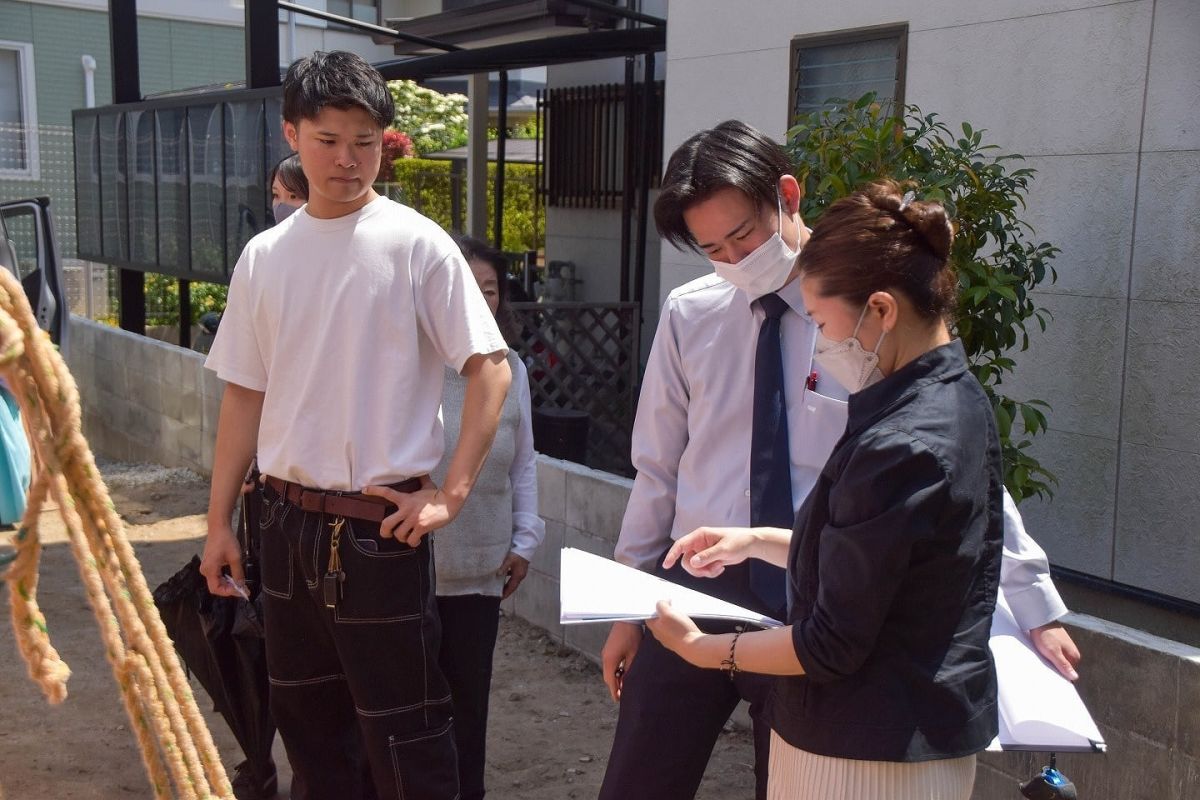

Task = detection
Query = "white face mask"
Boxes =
[813,305,888,393]
[273,201,301,224]
[708,194,801,299]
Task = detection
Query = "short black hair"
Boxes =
[269,154,309,199]
[654,120,793,253]
[282,51,395,129]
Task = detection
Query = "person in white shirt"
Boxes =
[597,120,1080,800]
[432,235,545,800]
[200,52,511,800]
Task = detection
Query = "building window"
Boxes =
[327,0,381,24]
[789,24,907,123]
[0,40,39,180]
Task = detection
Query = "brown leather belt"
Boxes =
[262,475,422,523]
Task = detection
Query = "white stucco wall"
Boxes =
[658,0,1200,608]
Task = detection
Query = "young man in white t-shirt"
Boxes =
[201,51,511,800]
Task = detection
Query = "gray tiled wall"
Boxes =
[68,317,219,474]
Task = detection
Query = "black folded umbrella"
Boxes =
[153,490,276,799]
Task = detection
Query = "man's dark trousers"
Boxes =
[258,483,460,800]
[597,555,776,800]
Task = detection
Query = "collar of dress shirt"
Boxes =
[746,274,807,318]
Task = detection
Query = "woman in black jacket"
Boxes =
[646,180,1003,799]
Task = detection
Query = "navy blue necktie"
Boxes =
[749,292,793,618]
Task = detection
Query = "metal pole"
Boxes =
[534,87,543,273]
[466,73,489,239]
[633,51,654,308]
[178,279,191,349]
[246,0,281,89]
[493,70,508,251]
[84,261,94,319]
[450,159,464,233]
[109,0,145,335]
[287,7,297,64]
[619,56,634,303]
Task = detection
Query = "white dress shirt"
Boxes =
[616,273,1067,631]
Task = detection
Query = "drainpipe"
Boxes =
[287,8,296,64]
[81,54,97,319]
[81,54,97,108]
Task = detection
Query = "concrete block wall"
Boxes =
[68,316,220,474]
[500,455,633,662]
[70,317,1200,797]
[976,617,1200,800]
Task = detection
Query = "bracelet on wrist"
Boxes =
[720,626,745,679]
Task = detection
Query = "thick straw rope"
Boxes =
[0,269,233,800]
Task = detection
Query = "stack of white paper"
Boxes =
[558,547,781,629]
[987,595,1106,753]
[558,547,1105,754]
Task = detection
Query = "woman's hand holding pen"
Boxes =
[663,527,761,577]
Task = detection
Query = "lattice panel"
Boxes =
[510,302,640,476]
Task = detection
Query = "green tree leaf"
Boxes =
[785,94,1059,502]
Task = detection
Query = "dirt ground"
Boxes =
[0,462,755,799]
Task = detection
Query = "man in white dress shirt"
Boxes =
[597,120,1081,800]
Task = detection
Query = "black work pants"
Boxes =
[436,593,502,800]
[598,557,775,800]
[258,485,459,800]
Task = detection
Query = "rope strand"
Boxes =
[0,269,232,799]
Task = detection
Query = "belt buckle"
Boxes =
[297,487,322,515]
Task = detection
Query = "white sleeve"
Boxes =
[999,489,1069,630]
[414,252,508,373]
[507,359,545,561]
[614,301,688,571]
[205,251,267,391]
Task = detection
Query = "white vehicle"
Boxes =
[0,196,68,351]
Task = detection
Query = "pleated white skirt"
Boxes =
[766,731,977,800]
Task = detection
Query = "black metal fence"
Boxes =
[539,81,663,210]
[510,301,640,476]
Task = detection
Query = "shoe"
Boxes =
[231,759,278,800]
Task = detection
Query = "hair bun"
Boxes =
[861,181,954,260]
[899,200,953,260]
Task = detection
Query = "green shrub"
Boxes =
[388,80,469,156]
[787,94,1060,502]
[144,273,228,327]
[389,157,544,253]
